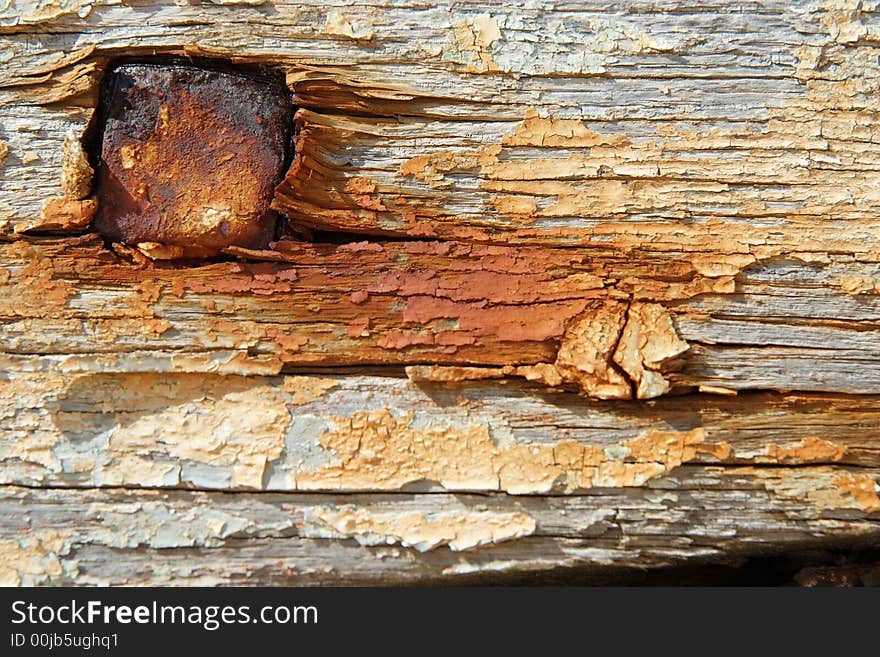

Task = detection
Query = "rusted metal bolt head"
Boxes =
[93,63,293,258]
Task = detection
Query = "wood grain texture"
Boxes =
[2,479,878,585]
[2,0,880,584]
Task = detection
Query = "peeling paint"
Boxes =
[833,473,880,513]
[85,500,261,548]
[13,127,95,233]
[295,409,721,494]
[613,303,689,399]
[441,14,682,75]
[762,437,846,464]
[510,301,688,399]
[839,275,880,295]
[309,507,536,552]
[282,376,338,405]
[0,530,69,586]
[100,376,290,488]
[551,300,631,399]
[502,109,630,149]
[15,197,96,233]
[747,467,880,513]
[1,2,880,588]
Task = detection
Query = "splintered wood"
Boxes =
[0,0,878,585]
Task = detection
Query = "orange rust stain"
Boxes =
[344,177,378,195]
[268,330,309,353]
[181,264,298,296]
[0,245,72,318]
[344,176,387,211]
[378,329,436,350]
[398,145,501,187]
[136,280,163,305]
[0,237,704,390]
[15,198,97,234]
[401,296,588,342]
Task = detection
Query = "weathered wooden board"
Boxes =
[2,477,878,586]
[4,371,880,490]
[1,0,880,584]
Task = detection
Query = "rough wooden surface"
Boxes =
[1,0,880,585]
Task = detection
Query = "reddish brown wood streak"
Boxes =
[0,234,730,400]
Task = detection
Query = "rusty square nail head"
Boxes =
[94,62,293,258]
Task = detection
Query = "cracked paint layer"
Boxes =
[309,507,536,552]
[60,374,290,488]
[295,409,722,494]
[0,530,70,586]
[7,372,880,493]
[0,0,119,25]
[442,14,680,75]
[3,0,880,586]
[745,467,880,514]
[515,300,689,399]
[761,438,847,464]
[0,234,712,398]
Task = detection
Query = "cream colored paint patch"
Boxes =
[503,109,630,149]
[107,381,289,489]
[0,530,68,586]
[515,301,689,399]
[309,507,536,552]
[295,408,722,494]
[3,428,63,473]
[551,300,631,399]
[282,376,338,405]
[691,254,757,278]
[0,371,66,473]
[85,500,267,548]
[839,275,880,295]
[412,0,880,260]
